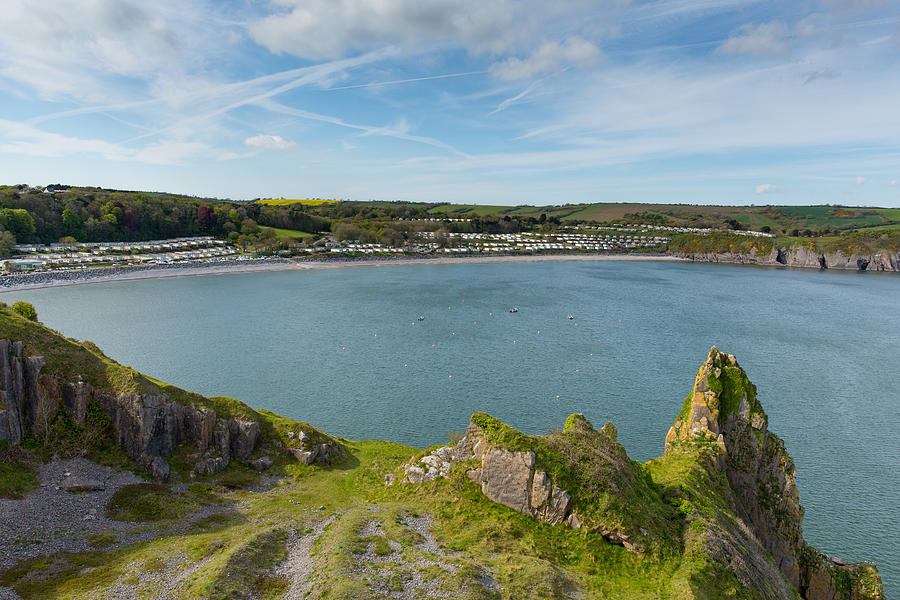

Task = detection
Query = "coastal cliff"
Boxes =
[0,307,339,482]
[0,307,886,599]
[396,348,885,600]
[665,348,883,599]
[672,245,900,271]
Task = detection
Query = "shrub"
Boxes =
[11,301,37,321]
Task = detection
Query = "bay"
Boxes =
[4,260,898,595]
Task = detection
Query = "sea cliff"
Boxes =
[0,308,886,599]
[673,246,900,270]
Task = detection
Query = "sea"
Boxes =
[4,259,898,595]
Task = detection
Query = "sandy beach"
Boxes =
[0,253,686,293]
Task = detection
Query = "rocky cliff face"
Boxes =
[673,246,900,271]
[394,347,885,599]
[666,348,884,600]
[0,336,336,481]
[400,421,576,528]
[396,413,676,554]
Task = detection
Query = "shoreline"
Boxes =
[0,254,683,292]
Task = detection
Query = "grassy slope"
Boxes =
[0,313,836,599]
[424,202,900,232]
[269,227,313,239]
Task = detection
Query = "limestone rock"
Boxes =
[289,448,316,465]
[403,465,425,484]
[666,347,885,599]
[674,246,900,272]
[62,476,105,492]
[250,456,274,471]
[534,486,570,526]
[530,470,551,509]
[481,447,535,514]
[146,455,171,482]
[229,418,260,463]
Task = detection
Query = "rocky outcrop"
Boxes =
[673,246,900,271]
[0,338,271,481]
[667,347,884,600]
[396,422,572,528]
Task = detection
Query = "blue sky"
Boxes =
[0,0,898,206]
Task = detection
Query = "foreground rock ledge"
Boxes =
[0,335,340,481]
[394,347,885,600]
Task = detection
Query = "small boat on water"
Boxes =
[509,307,518,313]
[417,315,425,321]
[567,314,575,320]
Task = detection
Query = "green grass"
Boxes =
[85,532,116,549]
[470,412,682,557]
[181,527,289,600]
[0,443,39,499]
[269,227,314,239]
[106,483,192,522]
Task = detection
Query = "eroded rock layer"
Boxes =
[667,347,884,600]
[0,337,337,480]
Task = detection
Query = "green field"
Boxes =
[269,227,313,239]
[257,198,336,207]
[422,202,900,233]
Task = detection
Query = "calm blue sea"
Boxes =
[4,260,898,595]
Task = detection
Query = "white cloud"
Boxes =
[244,134,296,150]
[0,119,208,164]
[249,0,522,59]
[755,183,780,194]
[856,176,868,185]
[0,0,221,103]
[490,37,603,81]
[716,21,790,57]
[248,0,622,62]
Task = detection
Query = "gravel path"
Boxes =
[276,513,340,600]
[0,458,148,570]
[349,512,498,600]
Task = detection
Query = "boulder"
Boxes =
[62,476,105,492]
[535,487,570,526]
[146,455,171,482]
[289,447,316,464]
[403,465,425,484]
[250,456,274,471]
[481,447,535,515]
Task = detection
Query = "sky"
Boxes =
[0,0,899,206]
